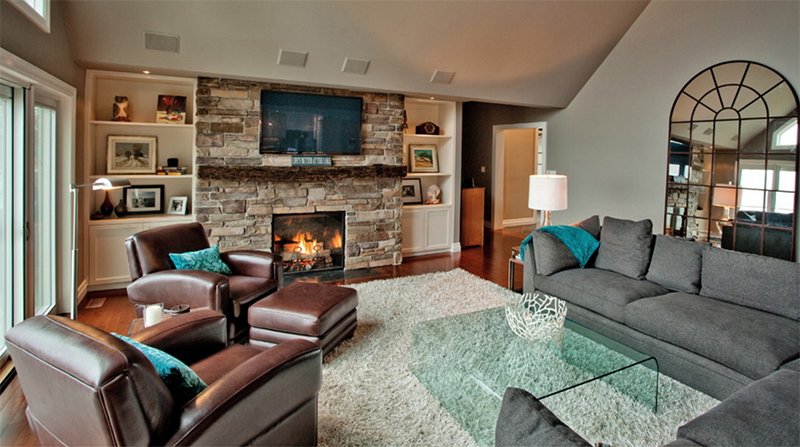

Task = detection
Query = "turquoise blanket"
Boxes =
[519,225,599,268]
[540,225,599,267]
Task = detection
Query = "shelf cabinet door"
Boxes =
[88,224,141,286]
[401,208,426,252]
[425,208,452,250]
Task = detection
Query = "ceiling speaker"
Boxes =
[277,49,308,68]
[144,32,180,53]
[342,57,370,75]
[430,70,455,84]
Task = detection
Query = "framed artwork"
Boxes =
[156,95,187,124]
[166,196,188,215]
[107,135,158,174]
[401,178,423,204]
[123,185,165,215]
[409,144,439,173]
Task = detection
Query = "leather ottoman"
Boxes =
[248,282,358,356]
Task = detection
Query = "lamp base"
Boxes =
[539,210,552,228]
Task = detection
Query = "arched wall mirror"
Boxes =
[665,61,798,260]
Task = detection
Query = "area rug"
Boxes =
[317,269,718,447]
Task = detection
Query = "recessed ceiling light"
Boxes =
[142,70,151,74]
[429,96,436,100]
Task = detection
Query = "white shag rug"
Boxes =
[317,269,718,447]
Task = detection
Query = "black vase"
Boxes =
[100,191,114,216]
[114,199,128,218]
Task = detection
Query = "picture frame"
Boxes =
[107,135,158,174]
[409,144,439,173]
[401,178,423,204]
[123,185,165,215]
[156,95,187,124]
[166,196,188,215]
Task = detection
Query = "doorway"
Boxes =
[491,122,547,230]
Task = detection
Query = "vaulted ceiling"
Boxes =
[63,0,648,108]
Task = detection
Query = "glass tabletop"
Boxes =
[411,306,659,446]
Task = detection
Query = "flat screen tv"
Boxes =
[259,91,362,154]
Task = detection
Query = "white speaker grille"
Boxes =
[430,70,455,84]
[277,49,309,68]
[342,57,370,75]
[144,32,180,53]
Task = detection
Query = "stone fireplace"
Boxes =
[194,78,406,270]
[273,211,345,274]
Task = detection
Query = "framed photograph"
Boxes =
[409,144,439,173]
[401,178,423,204]
[166,196,188,215]
[156,95,187,124]
[107,135,158,174]
[123,185,165,215]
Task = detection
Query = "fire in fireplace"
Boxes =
[272,211,345,274]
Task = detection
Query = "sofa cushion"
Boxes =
[780,358,800,372]
[533,231,578,276]
[495,387,591,447]
[678,369,800,447]
[700,246,800,321]
[574,214,601,240]
[625,292,800,379]
[645,236,705,294]
[595,217,653,279]
[536,268,668,323]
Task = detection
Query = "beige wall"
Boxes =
[503,129,537,221]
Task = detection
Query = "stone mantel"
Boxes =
[198,165,407,182]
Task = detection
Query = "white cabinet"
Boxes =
[82,70,196,290]
[87,217,192,290]
[402,98,460,256]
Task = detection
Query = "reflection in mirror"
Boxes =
[666,61,798,260]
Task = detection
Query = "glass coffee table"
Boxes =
[411,306,659,446]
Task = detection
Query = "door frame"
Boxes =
[491,121,547,230]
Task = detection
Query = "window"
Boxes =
[772,118,798,151]
[0,49,75,365]
[8,0,50,33]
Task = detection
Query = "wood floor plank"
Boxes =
[0,226,529,446]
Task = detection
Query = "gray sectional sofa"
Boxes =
[519,215,800,446]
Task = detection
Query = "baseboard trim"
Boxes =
[503,217,536,227]
[77,280,88,304]
[450,243,462,253]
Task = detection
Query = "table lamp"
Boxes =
[69,177,130,319]
[713,184,737,234]
[528,174,568,227]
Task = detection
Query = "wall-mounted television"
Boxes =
[259,91,363,154]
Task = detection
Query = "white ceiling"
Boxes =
[62,0,649,108]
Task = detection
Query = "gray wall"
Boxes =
[463,0,799,253]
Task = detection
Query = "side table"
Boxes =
[508,245,523,292]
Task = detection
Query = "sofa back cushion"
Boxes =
[645,236,705,294]
[700,246,800,321]
[595,217,653,279]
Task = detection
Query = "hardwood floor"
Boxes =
[0,226,531,446]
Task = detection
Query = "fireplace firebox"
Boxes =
[272,212,345,274]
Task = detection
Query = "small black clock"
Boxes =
[415,121,440,135]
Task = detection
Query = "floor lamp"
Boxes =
[528,174,568,227]
[69,177,130,319]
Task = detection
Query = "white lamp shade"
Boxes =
[713,184,737,208]
[528,175,568,211]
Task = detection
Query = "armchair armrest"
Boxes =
[221,250,283,286]
[522,236,537,294]
[166,340,322,446]
[127,270,232,316]
[132,310,228,365]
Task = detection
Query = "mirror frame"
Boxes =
[665,61,798,260]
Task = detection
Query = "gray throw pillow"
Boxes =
[532,215,601,276]
[595,217,653,279]
[496,387,591,447]
[533,231,577,276]
[645,235,705,293]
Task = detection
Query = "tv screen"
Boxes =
[259,91,363,154]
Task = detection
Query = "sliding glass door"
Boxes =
[31,103,57,315]
[0,84,12,360]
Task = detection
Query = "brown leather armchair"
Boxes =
[125,222,283,340]
[5,310,322,446]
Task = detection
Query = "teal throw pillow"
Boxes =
[112,333,207,405]
[169,245,232,275]
[540,225,600,268]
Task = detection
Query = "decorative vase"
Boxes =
[114,199,127,218]
[99,191,114,216]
